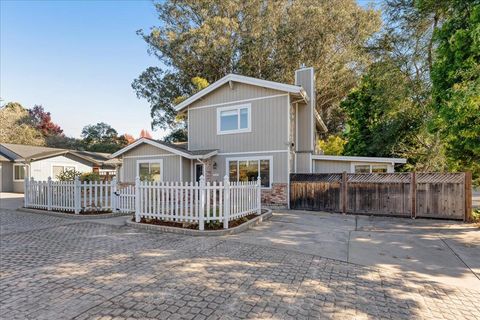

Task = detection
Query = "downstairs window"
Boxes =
[227,158,271,188]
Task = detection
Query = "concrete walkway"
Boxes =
[229,210,480,290]
[0,192,24,210]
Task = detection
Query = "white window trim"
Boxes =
[216,103,252,135]
[51,163,78,180]
[13,164,25,182]
[225,156,273,189]
[136,159,164,181]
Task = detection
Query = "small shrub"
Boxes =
[80,172,101,182]
[56,169,82,181]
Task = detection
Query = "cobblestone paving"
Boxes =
[1,209,479,320]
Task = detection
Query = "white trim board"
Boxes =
[217,150,288,156]
[175,73,309,112]
[311,155,406,164]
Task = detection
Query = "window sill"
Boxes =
[217,128,251,135]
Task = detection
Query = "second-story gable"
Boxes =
[187,81,292,153]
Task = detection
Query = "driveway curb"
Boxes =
[125,209,272,236]
[17,207,132,219]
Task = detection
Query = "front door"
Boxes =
[195,163,204,182]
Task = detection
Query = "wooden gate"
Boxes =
[290,172,472,221]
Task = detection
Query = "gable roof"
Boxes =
[0,143,112,167]
[174,73,309,112]
[110,138,218,159]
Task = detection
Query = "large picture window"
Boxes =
[13,165,25,181]
[227,157,271,188]
[217,104,251,134]
[137,160,162,181]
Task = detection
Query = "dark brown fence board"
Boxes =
[290,172,466,220]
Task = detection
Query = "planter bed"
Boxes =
[126,209,272,236]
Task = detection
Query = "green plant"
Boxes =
[80,172,101,182]
[56,169,82,181]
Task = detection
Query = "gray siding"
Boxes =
[313,160,351,173]
[120,143,182,183]
[209,152,289,184]
[295,68,314,152]
[1,162,13,192]
[181,158,191,182]
[313,160,395,173]
[295,153,311,173]
[189,94,290,153]
[189,82,285,109]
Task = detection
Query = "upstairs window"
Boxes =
[217,104,251,134]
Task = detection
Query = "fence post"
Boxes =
[24,177,29,208]
[111,178,117,212]
[257,176,262,215]
[411,172,416,219]
[135,176,140,222]
[223,175,230,229]
[47,177,52,211]
[341,171,347,214]
[74,176,80,214]
[465,172,472,222]
[199,175,205,231]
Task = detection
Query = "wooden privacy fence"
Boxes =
[136,175,262,230]
[290,172,473,221]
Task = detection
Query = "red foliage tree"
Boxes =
[28,105,63,137]
[139,129,152,139]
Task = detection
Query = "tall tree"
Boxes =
[28,105,63,137]
[0,102,45,146]
[430,0,480,183]
[81,122,128,153]
[134,0,381,134]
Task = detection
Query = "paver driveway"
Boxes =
[1,208,479,320]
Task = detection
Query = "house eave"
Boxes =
[311,155,407,164]
[110,138,218,160]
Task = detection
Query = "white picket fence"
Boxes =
[25,177,118,213]
[136,176,261,230]
[24,175,262,230]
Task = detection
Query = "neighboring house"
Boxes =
[0,143,115,193]
[110,66,406,206]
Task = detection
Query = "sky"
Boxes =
[1,0,379,140]
[1,0,163,139]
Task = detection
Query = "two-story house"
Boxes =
[110,66,405,206]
